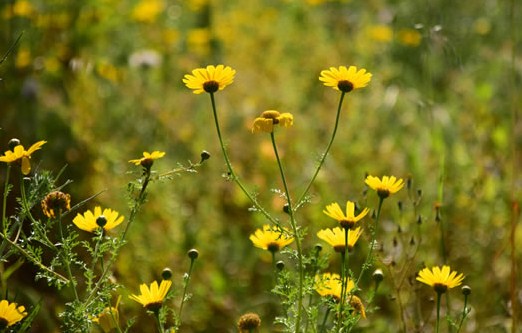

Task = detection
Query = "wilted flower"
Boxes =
[41,191,71,218]
[252,110,294,133]
[237,312,261,333]
[0,140,46,175]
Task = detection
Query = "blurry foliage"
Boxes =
[1,0,521,331]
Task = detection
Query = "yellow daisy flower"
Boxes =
[93,297,120,333]
[0,140,46,175]
[319,66,372,93]
[252,110,294,133]
[365,175,404,199]
[182,65,236,94]
[129,280,172,311]
[323,201,369,229]
[129,151,165,168]
[315,273,354,301]
[249,225,294,253]
[0,300,27,328]
[41,191,71,218]
[416,265,465,294]
[72,207,124,233]
[317,227,363,253]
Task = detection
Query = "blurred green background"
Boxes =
[1,0,521,331]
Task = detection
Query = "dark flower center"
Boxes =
[433,283,448,294]
[0,318,8,329]
[145,301,163,312]
[333,245,346,253]
[377,189,390,199]
[337,80,354,93]
[96,215,107,228]
[339,220,355,229]
[203,80,220,93]
[267,242,280,253]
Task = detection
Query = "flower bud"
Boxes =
[200,150,211,163]
[372,269,384,283]
[162,268,173,280]
[276,260,285,271]
[188,249,199,260]
[461,285,471,296]
[8,138,21,150]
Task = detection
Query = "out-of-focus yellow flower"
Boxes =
[317,227,363,253]
[0,140,46,175]
[12,0,34,17]
[15,48,31,69]
[417,265,465,294]
[319,66,372,93]
[93,297,120,333]
[187,28,211,56]
[368,25,393,43]
[397,29,422,47]
[0,300,27,328]
[72,207,124,233]
[315,273,354,301]
[473,18,491,35]
[96,62,120,82]
[183,65,236,94]
[323,201,369,229]
[365,175,404,199]
[188,0,209,11]
[129,280,172,312]
[129,151,165,168]
[131,0,164,23]
[252,110,293,133]
[249,225,294,253]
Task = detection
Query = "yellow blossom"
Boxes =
[317,227,363,253]
[72,207,124,233]
[0,300,27,328]
[319,66,372,92]
[131,0,164,23]
[365,175,404,199]
[323,201,369,229]
[417,265,465,294]
[249,225,294,253]
[183,65,236,94]
[315,273,354,301]
[129,151,165,168]
[397,29,422,47]
[129,280,172,312]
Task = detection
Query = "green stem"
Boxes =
[154,309,164,333]
[435,292,442,333]
[319,307,331,333]
[208,93,278,225]
[1,165,10,236]
[296,92,346,208]
[337,250,347,333]
[178,257,196,324]
[57,211,79,301]
[455,294,469,333]
[356,197,384,286]
[270,131,304,332]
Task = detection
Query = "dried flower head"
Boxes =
[238,312,261,332]
[41,191,71,218]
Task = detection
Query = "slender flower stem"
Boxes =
[319,307,331,333]
[57,211,80,301]
[356,197,384,286]
[435,292,442,333]
[154,309,164,333]
[178,257,196,323]
[337,250,347,333]
[208,93,278,225]
[455,293,469,333]
[296,92,346,208]
[1,165,10,236]
[270,131,304,332]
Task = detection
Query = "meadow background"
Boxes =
[1,0,521,332]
